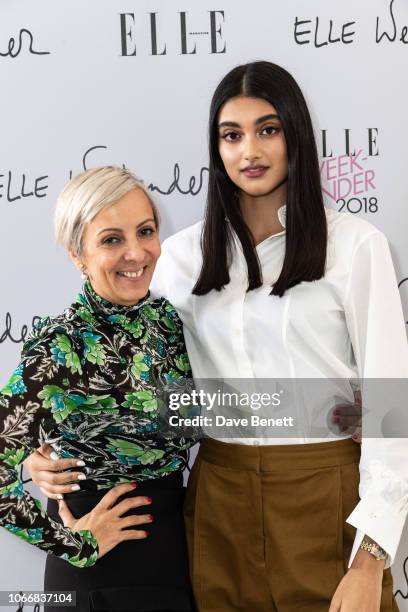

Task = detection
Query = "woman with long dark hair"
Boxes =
[161,61,406,611]
[25,62,407,611]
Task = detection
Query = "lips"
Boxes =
[241,166,269,178]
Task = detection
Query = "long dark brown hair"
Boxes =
[192,61,327,297]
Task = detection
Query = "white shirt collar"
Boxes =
[277,204,286,229]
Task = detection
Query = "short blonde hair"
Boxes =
[54,166,159,254]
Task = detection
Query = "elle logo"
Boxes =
[320,128,379,159]
[119,11,226,56]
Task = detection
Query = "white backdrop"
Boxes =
[1,0,408,609]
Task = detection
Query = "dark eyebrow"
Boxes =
[96,218,156,235]
[218,113,280,129]
[254,113,280,125]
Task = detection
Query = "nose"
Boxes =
[243,134,261,161]
[123,239,145,262]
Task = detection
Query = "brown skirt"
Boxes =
[184,437,399,612]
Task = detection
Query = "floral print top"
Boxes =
[0,281,195,567]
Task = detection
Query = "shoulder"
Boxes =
[141,297,185,342]
[324,209,394,290]
[161,220,203,261]
[22,310,81,355]
[151,221,203,301]
[326,207,386,254]
[142,296,181,324]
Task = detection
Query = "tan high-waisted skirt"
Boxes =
[184,437,398,612]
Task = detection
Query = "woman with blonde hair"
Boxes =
[0,166,195,612]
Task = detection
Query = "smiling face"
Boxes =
[71,188,161,306]
[217,96,288,199]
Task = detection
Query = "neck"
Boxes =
[239,180,287,245]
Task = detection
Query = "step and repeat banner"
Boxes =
[1,0,408,609]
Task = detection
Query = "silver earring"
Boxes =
[79,265,87,281]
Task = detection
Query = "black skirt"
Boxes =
[44,471,194,612]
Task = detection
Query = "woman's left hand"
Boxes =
[328,556,383,611]
[332,390,362,442]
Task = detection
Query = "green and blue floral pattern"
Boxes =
[0,281,195,567]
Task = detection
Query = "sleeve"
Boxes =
[0,320,99,567]
[158,301,200,448]
[343,231,408,568]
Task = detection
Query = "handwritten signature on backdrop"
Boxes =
[0,145,209,205]
[294,0,408,47]
[0,28,50,58]
[72,146,209,197]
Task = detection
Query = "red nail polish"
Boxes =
[147,496,152,503]
[149,515,154,522]
[130,483,138,488]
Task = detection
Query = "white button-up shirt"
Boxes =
[151,207,408,567]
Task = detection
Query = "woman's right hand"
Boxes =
[58,483,152,559]
[23,444,86,499]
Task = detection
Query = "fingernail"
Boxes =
[147,496,152,503]
[57,499,62,506]
[56,494,63,500]
[130,483,137,489]
[149,515,154,522]
[50,451,59,460]
[71,484,81,491]
[76,460,86,467]
[77,474,86,480]
[144,531,149,537]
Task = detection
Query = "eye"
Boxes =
[220,131,241,142]
[260,125,279,136]
[102,236,121,245]
[138,226,156,238]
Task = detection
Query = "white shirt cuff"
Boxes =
[346,491,407,568]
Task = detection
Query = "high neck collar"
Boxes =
[76,280,150,320]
